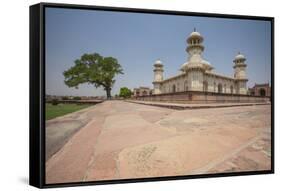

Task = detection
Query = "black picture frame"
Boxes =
[29,2,274,189]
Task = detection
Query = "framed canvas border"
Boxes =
[29,2,274,188]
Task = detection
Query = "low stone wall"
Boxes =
[134,91,270,103]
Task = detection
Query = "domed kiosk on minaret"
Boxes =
[181,29,213,72]
[153,59,164,94]
[233,52,248,94]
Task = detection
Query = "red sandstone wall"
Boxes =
[254,86,271,97]
[135,91,270,103]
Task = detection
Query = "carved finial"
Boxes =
[194,27,196,32]
[238,51,240,54]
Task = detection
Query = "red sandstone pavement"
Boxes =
[46,101,271,184]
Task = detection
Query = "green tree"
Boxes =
[73,96,81,100]
[63,53,123,99]
[51,99,59,106]
[119,87,132,98]
[62,96,69,100]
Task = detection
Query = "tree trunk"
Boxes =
[105,87,111,99]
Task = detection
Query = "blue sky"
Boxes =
[45,7,271,96]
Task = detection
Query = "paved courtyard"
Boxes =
[45,101,271,184]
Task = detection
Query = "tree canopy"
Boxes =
[119,87,132,98]
[63,53,123,99]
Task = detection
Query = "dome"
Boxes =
[187,29,204,44]
[155,59,162,65]
[181,61,189,70]
[234,52,246,60]
[155,59,162,64]
[189,31,202,38]
[201,59,211,66]
[180,60,211,71]
[154,59,163,66]
[201,59,213,70]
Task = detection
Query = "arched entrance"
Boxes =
[259,88,266,96]
[172,84,176,93]
[142,91,147,96]
[230,86,233,94]
[218,83,222,93]
[184,81,188,91]
[203,81,208,92]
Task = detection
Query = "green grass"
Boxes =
[46,103,92,120]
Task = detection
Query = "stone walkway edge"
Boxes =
[125,100,270,110]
